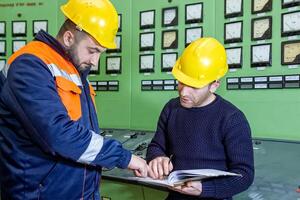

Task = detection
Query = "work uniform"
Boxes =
[0,30,131,200]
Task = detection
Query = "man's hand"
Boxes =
[169,181,202,196]
[148,156,173,179]
[127,155,148,177]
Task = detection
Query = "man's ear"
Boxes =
[209,80,220,93]
[63,31,75,47]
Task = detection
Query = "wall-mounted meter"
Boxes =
[139,32,155,51]
[185,27,202,47]
[252,0,272,14]
[12,21,27,37]
[281,11,300,37]
[162,30,178,49]
[90,63,99,74]
[107,35,121,53]
[0,40,6,56]
[161,52,177,72]
[118,14,122,32]
[225,0,243,18]
[251,43,272,67]
[162,7,178,27]
[282,0,300,8]
[224,21,243,43]
[185,3,203,24]
[0,59,5,71]
[140,10,155,29]
[0,22,6,37]
[106,56,121,74]
[226,47,243,68]
[33,20,48,36]
[139,54,155,73]
[251,16,272,41]
[12,40,26,53]
[281,40,300,65]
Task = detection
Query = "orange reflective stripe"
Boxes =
[89,85,96,108]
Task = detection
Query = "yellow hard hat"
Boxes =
[61,0,118,49]
[172,37,228,88]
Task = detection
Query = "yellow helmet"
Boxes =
[60,0,118,49]
[172,37,228,88]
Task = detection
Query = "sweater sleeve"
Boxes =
[146,101,172,162]
[5,55,131,169]
[200,111,254,199]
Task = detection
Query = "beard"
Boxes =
[66,45,91,72]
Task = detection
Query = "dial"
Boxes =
[140,10,155,29]
[161,53,177,72]
[251,44,271,67]
[162,7,178,27]
[90,64,99,74]
[252,0,272,14]
[0,59,5,71]
[106,56,121,74]
[226,47,242,68]
[33,20,47,35]
[12,40,26,53]
[282,11,300,36]
[282,0,300,8]
[12,21,26,36]
[224,21,243,43]
[162,30,178,49]
[0,22,6,37]
[139,54,154,72]
[225,0,243,18]
[0,40,5,56]
[252,17,272,40]
[140,32,155,51]
[118,14,122,32]
[282,40,300,65]
[185,3,203,23]
[185,27,202,46]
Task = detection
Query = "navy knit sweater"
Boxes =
[146,95,254,200]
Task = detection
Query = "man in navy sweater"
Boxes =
[146,38,254,200]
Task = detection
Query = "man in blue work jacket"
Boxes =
[0,0,148,199]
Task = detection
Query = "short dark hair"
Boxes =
[57,19,88,43]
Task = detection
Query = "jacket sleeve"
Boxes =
[5,55,131,169]
[200,111,254,199]
[146,101,171,162]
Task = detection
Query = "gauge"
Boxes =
[161,52,177,72]
[12,21,27,37]
[251,16,272,40]
[140,10,155,29]
[106,35,122,53]
[118,14,122,32]
[89,63,99,74]
[251,43,272,67]
[281,11,300,37]
[139,54,155,73]
[106,56,121,74]
[33,20,48,36]
[282,0,300,8]
[162,30,178,49]
[162,7,178,27]
[0,21,6,37]
[139,32,155,51]
[0,59,5,71]
[0,40,5,56]
[281,40,300,65]
[252,0,272,14]
[225,0,243,18]
[224,21,243,43]
[185,3,203,24]
[185,27,202,46]
[226,47,242,68]
[12,40,26,53]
